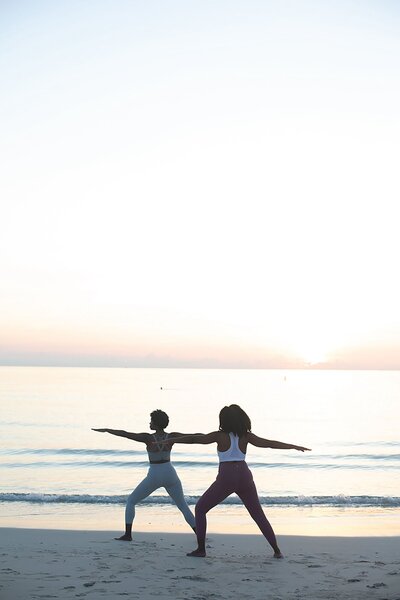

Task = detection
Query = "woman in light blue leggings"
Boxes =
[93,409,195,540]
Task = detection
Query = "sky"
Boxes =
[1,0,400,369]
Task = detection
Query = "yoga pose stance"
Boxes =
[92,410,196,540]
[168,404,311,558]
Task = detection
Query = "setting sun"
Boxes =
[299,346,329,366]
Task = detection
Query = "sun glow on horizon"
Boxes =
[286,336,332,367]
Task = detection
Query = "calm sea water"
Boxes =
[1,367,399,531]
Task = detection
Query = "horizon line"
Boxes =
[0,363,399,372]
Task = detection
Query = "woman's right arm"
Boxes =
[248,432,311,452]
[92,428,149,443]
[165,431,220,445]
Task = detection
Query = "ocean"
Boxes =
[1,366,399,535]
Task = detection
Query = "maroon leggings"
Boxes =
[195,461,278,549]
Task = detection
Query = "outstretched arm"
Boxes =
[165,431,220,445]
[248,432,311,452]
[92,428,149,443]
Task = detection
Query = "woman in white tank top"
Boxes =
[168,404,310,558]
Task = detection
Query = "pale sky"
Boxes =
[1,0,400,369]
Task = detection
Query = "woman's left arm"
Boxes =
[165,431,220,445]
[92,428,149,443]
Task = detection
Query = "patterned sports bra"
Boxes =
[147,432,171,463]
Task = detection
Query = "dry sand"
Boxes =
[1,528,399,600]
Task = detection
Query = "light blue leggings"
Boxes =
[125,462,195,528]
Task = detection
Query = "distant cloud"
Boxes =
[1,343,399,370]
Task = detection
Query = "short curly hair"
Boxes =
[150,409,169,429]
[219,404,251,436]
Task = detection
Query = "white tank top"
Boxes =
[217,432,246,462]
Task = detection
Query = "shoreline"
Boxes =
[1,528,399,599]
[1,502,400,537]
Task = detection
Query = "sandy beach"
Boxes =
[1,528,399,600]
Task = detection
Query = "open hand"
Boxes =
[295,445,311,452]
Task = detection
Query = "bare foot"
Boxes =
[187,549,206,557]
[273,551,284,559]
[114,534,132,541]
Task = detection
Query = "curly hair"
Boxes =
[150,409,169,429]
[219,404,251,436]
